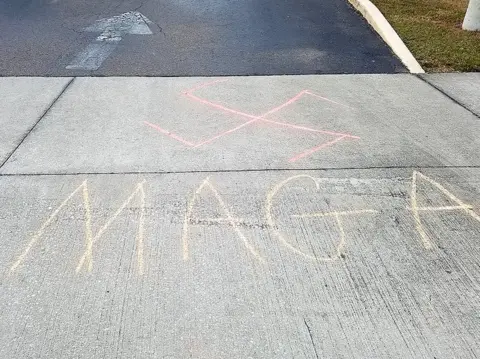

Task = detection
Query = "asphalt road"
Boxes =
[0,0,406,76]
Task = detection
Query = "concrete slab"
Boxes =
[0,78,72,165]
[1,75,480,175]
[1,168,479,358]
[422,73,480,116]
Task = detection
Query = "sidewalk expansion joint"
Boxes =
[415,74,480,120]
[0,165,478,177]
[0,77,76,170]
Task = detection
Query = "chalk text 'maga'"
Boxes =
[8,172,480,274]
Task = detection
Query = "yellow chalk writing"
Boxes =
[267,175,377,261]
[182,177,263,262]
[10,180,147,275]
[410,171,480,249]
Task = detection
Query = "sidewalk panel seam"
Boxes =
[0,165,478,177]
[0,77,76,170]
[416,75,480,120]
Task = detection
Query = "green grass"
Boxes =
[371,0,480,72]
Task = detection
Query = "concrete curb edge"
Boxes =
[348,0,425,73]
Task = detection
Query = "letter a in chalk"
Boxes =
[181,177,263,262]
[410,171,480,249]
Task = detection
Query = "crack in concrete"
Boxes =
[0,77,76,170]
[304,318,320,359]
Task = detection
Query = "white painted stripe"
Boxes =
[66,43,118,71]
[66,11,153,71]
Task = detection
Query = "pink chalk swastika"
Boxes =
[144,79,359,163]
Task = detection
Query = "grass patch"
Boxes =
[371,0,480,72]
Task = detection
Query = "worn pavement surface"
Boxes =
[0,74,479,358]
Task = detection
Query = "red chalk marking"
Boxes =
[194,118,260,147]
[184,78,256,121]
[183,78,230,95]
[304,91,352,109]
[146,79,360,163]
[289,136,349,163]
[185,93,257,121]
[184,90,315,147]
[261,118,359,139]
[144,121,195,147]
[259,90,308,117]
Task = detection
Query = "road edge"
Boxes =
[347,0,425,74]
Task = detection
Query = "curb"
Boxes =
[348,0,425,73]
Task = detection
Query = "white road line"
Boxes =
[66,11,153,71]
[66,43,118,71]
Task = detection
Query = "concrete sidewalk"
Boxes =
[421,73,480,117]
[0,73,479,358]
[1,74,480,174]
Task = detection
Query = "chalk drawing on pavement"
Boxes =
[7,171,480,275]
[409,171,480,249]
[182,177,264,262]
[145,79,359,163]
[9,180,147,275]
[266,175,378,261]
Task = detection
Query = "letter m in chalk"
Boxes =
[9,180,147,275]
